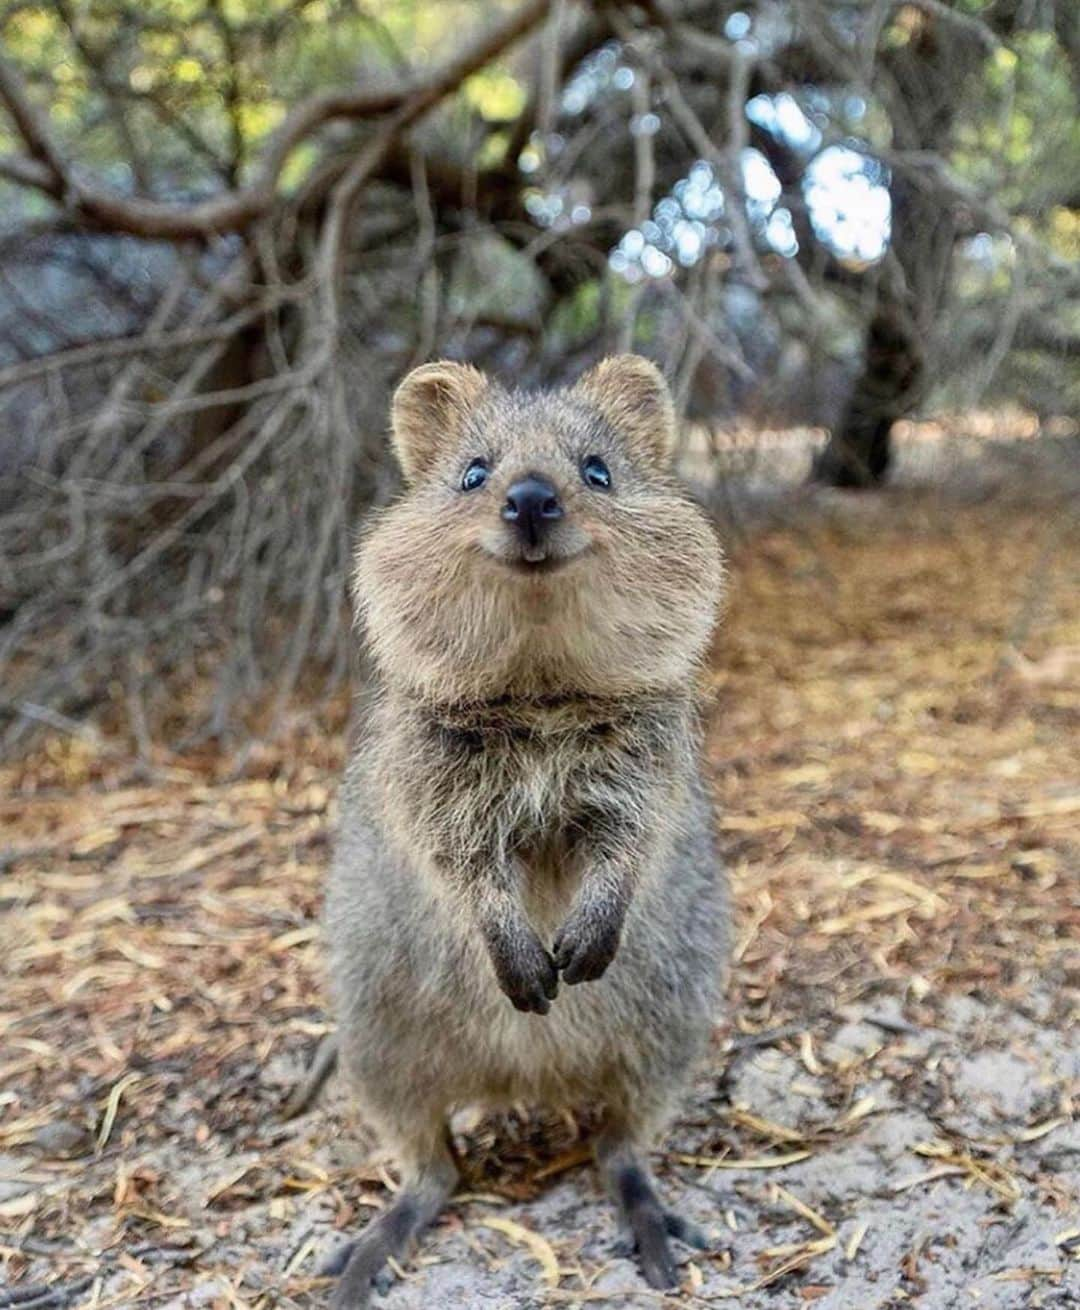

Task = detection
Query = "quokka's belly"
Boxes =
[334,808,724,1114]
[442,981,651,1110]
[427,903,719,1112]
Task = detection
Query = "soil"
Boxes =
[2,436,1077,1309]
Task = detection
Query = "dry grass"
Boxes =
[1,481,1077,1307]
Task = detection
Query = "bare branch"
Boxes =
[0,49,67,189]
[0,151,54,190]
[617,49,654,353]
[0,0,554,238]
[906,0,1001,54]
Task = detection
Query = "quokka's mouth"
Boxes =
[475,540,591,576]
[485,546,591,577]
[503,554,577,575]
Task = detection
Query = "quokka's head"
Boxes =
[355,356,725,702]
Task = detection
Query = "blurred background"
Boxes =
[0,0,1077,753]
[1,5,1078,1306]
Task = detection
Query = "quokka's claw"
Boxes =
[664,1210,711,1250]
[553,912,621,984]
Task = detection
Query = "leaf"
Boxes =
[674,1150,813,1170]
[476,1216,561,1286]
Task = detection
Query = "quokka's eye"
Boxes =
[581,454,612,490]
[461,459,489,492]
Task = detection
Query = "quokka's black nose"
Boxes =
[502,475,563,547]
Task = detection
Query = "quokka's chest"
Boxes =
[382,711,638,828]
[429,723,623,830]
[375,695,687,855]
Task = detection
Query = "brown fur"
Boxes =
[325,356,729,1306]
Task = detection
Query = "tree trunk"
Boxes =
[812,295,923,488]
[813,11,982,488]
[813,168,954,487]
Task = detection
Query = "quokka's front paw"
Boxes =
[484,922,560,1014]
[553,903,623,984]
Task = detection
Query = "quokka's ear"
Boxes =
[574,355,676,466]
[391,361,488,484]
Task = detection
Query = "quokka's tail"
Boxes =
[280,1033,338,1120]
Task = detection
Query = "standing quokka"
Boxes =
[325,354,729,1307]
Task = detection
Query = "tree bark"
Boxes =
[812,298,922,487]
[813,10,982,488]
[813,166,956,487]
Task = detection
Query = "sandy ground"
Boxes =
[2,445,1078,1309]
[269,989,1078,1310]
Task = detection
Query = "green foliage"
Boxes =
[953,30,1080,243]
[0,0,522,197]
[446,230,547,325]
[545,278,605,345]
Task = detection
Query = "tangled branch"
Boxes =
[0,0,1076,755]
[0,0,552,238]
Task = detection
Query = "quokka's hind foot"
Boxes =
[597,1127,710,1290]
[327,1143,457,1309]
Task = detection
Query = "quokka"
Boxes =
[324,355,729,1307]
